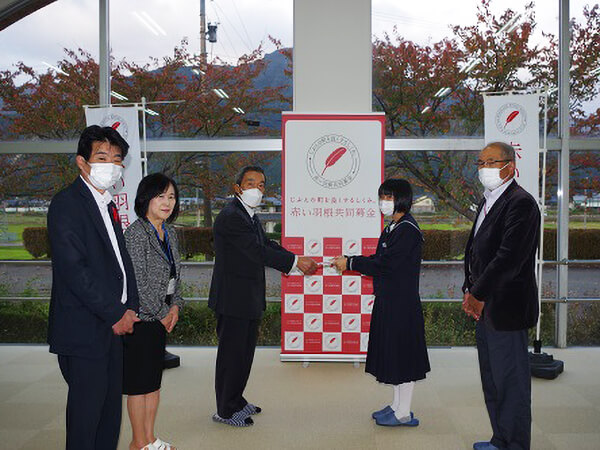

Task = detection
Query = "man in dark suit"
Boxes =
[462,142,540,450]
[209,166,317,427]
[47,125,140,450]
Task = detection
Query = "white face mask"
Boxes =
[379,200,395,217]
[478,163,510,191]
[239,188,263,208]
[88,163,123,190]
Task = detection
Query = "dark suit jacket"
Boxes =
[209,198,295,320]
[47,177,139,357]
[463,181,540,331]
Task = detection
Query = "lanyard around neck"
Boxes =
[149,220,174,265]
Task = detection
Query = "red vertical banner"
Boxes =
[281,114,385,360]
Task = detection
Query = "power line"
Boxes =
[209,3,239,60]
[230,0,254,50]
[213,1,253,53]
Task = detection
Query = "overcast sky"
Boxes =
[0,0,592,75]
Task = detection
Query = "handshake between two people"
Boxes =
[294,256,349,276]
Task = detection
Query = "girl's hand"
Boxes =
[331,256,348,272]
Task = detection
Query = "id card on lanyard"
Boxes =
[150,221,177,296]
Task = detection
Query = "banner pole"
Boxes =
[141,97,148,177]
[535,93,548,346]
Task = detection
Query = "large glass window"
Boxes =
[109,0,293,138]
[372,0,559,137]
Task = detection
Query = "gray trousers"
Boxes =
[476,317,531,450]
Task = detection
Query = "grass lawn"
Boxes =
[2,213,46,242]
[0,246,36,260]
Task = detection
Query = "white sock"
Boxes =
[391,382,415,421]
[391,384,401,411]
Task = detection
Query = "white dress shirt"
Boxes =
[81,176,128,304]
[237,196,298,272]
[474,179,514,236]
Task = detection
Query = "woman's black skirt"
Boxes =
[123,320,166,395]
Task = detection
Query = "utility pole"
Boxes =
[99,0,110,105]
[200,0,207,68]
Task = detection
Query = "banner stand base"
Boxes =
[281,354,366,364]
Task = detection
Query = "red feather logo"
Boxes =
[329,337,336,344]
[111,121,121,130]
[503,111,519,129]
[329,299,337,306]
[291,337,298,343]
[321,147,347,176]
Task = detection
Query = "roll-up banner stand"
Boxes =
[280,113,385,362]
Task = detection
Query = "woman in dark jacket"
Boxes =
[124,173,184,450]
[332,178,430,427]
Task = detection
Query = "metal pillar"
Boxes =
[99,0,110,105]
[556,0,570,348]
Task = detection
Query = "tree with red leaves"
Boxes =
[0,40,280,223]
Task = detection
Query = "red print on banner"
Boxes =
[113,193,129,211]
[323,314,342,332]
[343,333,361,353]
[304,332,323,353]
[361,314,372,332]
[323,238,343,256]
[282,237,304,254]
[510,141,523,177]
[323,277,342,295]
[361,277,374,295]
[304,295,323,313]
[342,295,361,314]
[282,276,304,294]
[321,147,347,176]
[119,215,131,228]
[282,314,304,332]
[362,238,378,256]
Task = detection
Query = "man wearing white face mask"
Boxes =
[47,125,140,449]
[462,142,540,450]
[209,166,318,427]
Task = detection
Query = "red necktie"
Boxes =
[108,202,120,226]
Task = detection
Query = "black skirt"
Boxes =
[365,294,430,385]
[123,321,166,395]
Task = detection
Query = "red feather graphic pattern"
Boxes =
[111,121,121,130]
[321,147,347,176]
[504,111,519,129]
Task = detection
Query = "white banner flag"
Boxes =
[483,93,540,200]
[85,106,143,229]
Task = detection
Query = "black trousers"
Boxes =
[215,314,260,418]
[476,317,531,450]
[58,334,123,450]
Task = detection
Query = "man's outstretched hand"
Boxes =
[297,256,318,275]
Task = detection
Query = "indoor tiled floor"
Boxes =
[1,345,599,449]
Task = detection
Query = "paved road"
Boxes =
[1,262,598,300]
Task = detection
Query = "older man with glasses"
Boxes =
[462,142,541,450]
